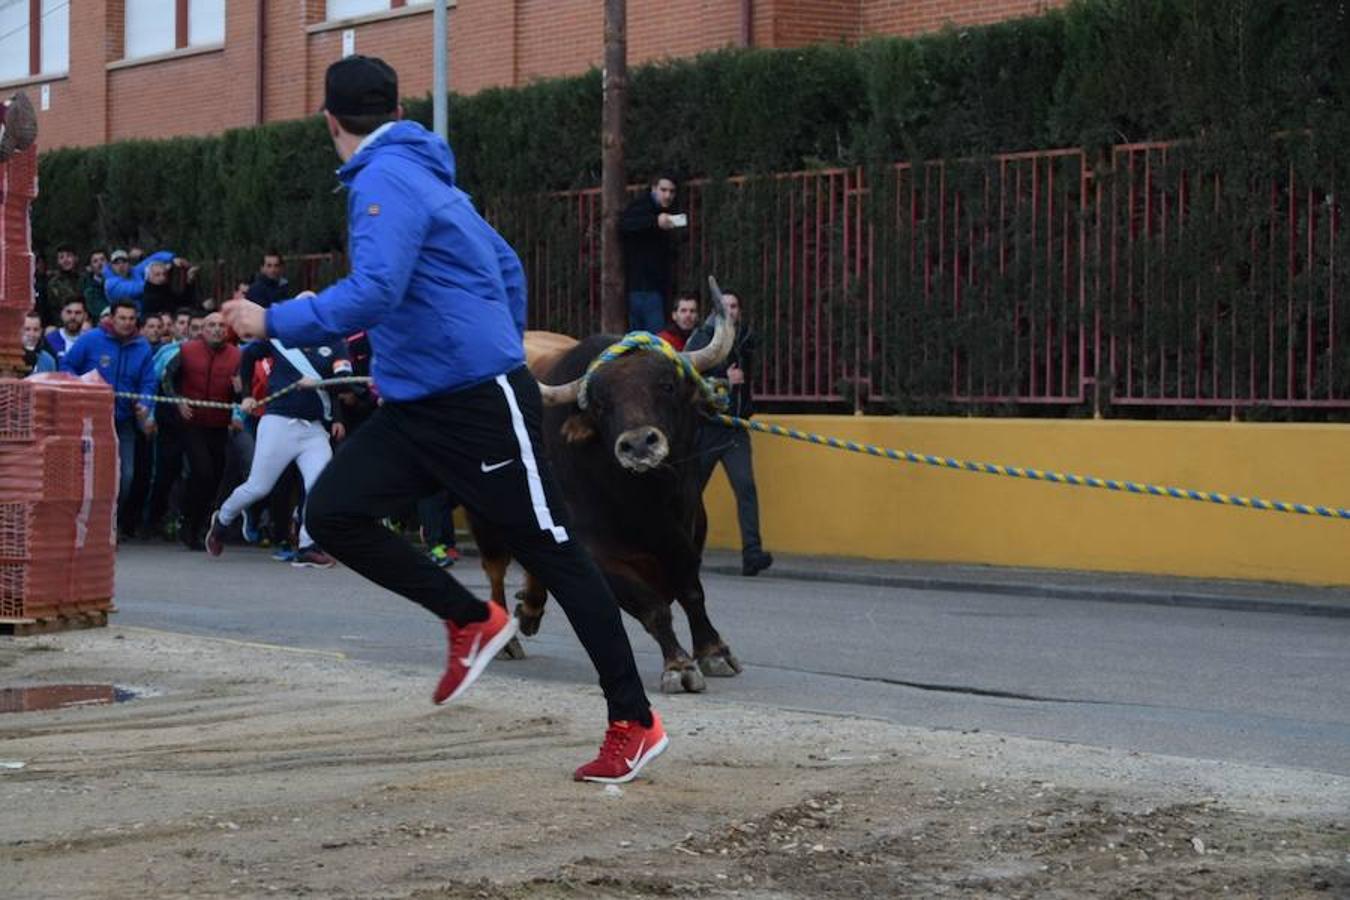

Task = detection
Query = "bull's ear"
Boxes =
[561,413,597,444]
[691,386,718,416]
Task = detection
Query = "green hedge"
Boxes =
[34,0,1346,260]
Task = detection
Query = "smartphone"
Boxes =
[668,213,688,228]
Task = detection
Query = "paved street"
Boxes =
[112,542,1350,775]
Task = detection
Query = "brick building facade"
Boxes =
[1,1,1062,150]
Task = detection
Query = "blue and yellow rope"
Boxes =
[578,331,727,410]
[715,414,1350,522]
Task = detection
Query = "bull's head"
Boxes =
[540,276,736,474]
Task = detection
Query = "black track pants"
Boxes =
[305,366,651,723]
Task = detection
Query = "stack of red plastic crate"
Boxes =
[0,141,118,627]
[0,145,36,374]
[0,376,118,624]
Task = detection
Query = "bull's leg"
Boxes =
[675,574,742,678]
[466,513,527,660]
[600,562,705,694]
[514,570,549,636]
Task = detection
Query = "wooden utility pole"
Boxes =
[600,0,627,334]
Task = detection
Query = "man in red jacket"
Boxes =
[162,312,241,550]
[657,292,700,350]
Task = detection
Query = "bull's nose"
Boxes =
[614,426,669,471]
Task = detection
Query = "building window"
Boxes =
[124,0,226,60]
[0,0,70,82]
[327,0,431,23]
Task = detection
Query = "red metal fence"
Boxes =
[493,140,1345,415]
[197,141,1343,416]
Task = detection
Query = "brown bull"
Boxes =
[470,289,740,693]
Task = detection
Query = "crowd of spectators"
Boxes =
[19,175,762,575]
[16,248,460,569]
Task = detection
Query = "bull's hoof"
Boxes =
[659,669,684,693]
[496,635,527,661]
[681,667,708,693]
[660,666,707,694]
[513,603,544,637]
[696,648,742,677]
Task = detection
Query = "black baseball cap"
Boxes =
[322,55,398,116]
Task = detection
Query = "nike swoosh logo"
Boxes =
[480,459,513,473]
[459,633,482,668]
[625,739,646,770]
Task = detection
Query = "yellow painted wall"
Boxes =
[701,417,1350,587]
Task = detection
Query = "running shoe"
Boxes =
[428,544,459,568]
[573,712,670,784]
[204,511,226,557]
[241,508,261,544]
[291,546,335,569]
[432,603,519,705]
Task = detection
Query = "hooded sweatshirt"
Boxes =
[266,121,526,402]
[104,251,175,310]
[60,321,159,422]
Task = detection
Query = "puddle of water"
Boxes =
[0,684,138,714]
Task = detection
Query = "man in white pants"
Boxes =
[206,334,352,568]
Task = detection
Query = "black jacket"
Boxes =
[142,279,197,320]
[246,273,294,308]
[619,193,675,296]
[686,315,757,419]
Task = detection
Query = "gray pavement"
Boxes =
[102,541,1350,777]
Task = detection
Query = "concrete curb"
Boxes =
[698,562,1350,619]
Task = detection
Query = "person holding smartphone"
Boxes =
[619,172,685,333]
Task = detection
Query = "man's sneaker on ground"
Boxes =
[291,546,336,569]
[241,509,261,544]
[428,544,459,568]
[270,542,295,563]
[433,602,519,705]
[0,91,37,161]
[204,511,227,557]
[741,550,774,577]
[573,711,670,784]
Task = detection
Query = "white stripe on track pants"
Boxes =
[218,415,332,548]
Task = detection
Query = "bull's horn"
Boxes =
[538,376,583,407]
[682,274,735,373]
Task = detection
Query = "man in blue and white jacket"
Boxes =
[222,56,665,785]
[205,332,350,568]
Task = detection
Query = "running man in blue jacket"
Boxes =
[223,56,666,784]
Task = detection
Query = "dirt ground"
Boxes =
[1,627,1346,899]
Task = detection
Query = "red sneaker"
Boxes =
[432,602,519,705]
[573,711,669,784]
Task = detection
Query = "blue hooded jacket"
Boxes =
[267,122,526,401]
[60,322,159,423]
[104,251,175,310]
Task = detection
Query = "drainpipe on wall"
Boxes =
[740,0,753,47]
[433,0,449,140]
[255,0,266,124]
